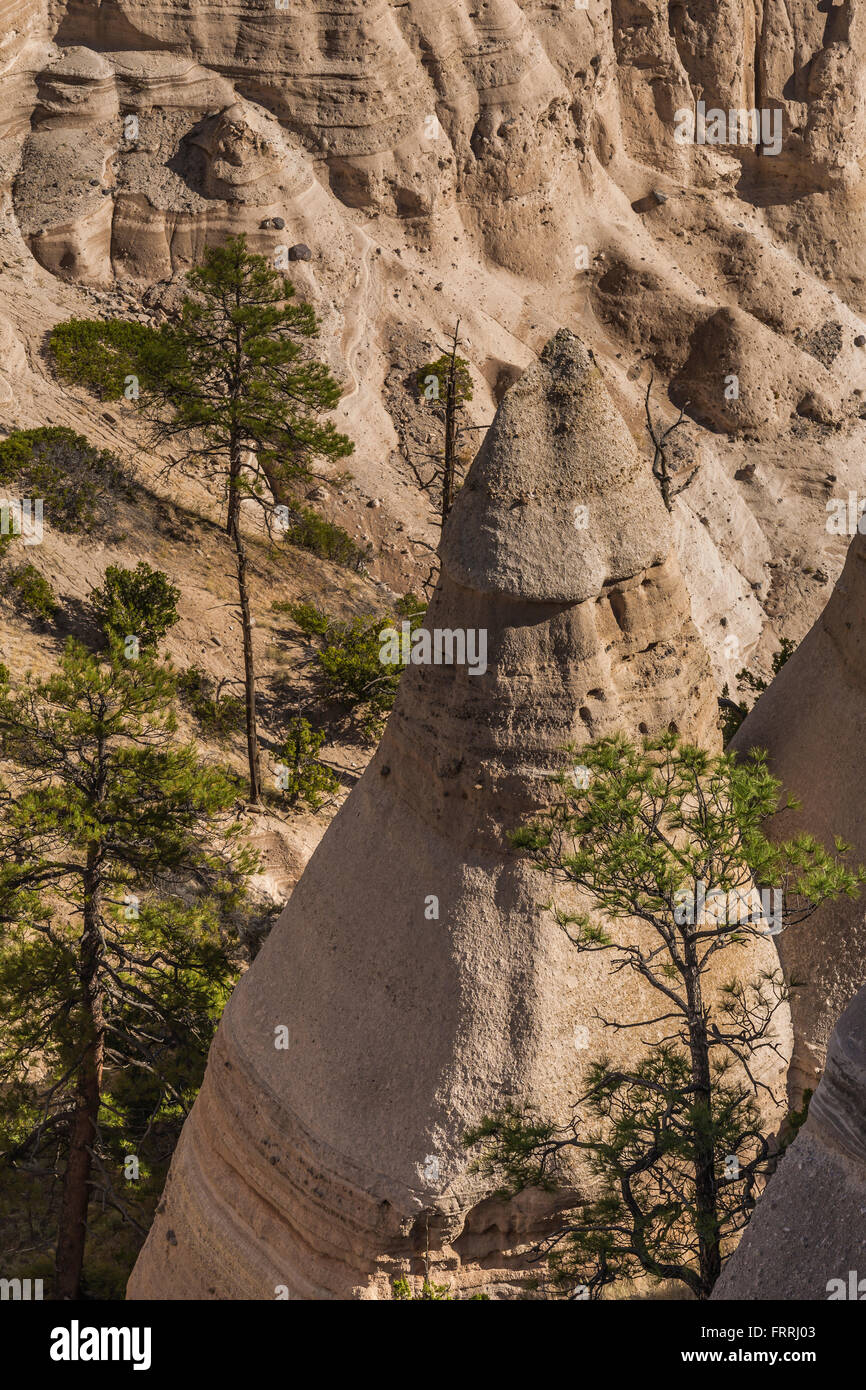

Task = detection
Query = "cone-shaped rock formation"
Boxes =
[730,529,866,1099]
[129,332,785,1300]
[713,984,866,1301]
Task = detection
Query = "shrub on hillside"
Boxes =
[275,716,340,810]
[278,594,425,737]
[177,666,246,742]
[283,506,371,572]
[48,320,160,401]
[4,563,58,621]
[0,428,128,535]
[90,562,180,653]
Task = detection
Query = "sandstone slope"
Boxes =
[2,1,866,691]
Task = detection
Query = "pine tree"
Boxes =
[50,236,354,803]
[141,237,353,802]
[90,561,180,653]
[468,734,864,1299]
[0,640,254,1299]
[276,716,339,810]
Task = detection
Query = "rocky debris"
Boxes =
[13,68,315,282]
[731,528,866,1099]
[288,243,311,261]
[128,333,788,1301]
[713,984,866,1301]
[803,320,844,369]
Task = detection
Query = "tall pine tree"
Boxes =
[141,237,354,801]
[51,236,354,803]
[0,641,254,1299]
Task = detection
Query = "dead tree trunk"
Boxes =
[644,374,697,512]
[228,439,261,805]
[441,336,459,528]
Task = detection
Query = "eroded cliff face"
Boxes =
[8,1,866,299]
[1,1,863,1299]
[711,529,866,1292]
[2,2,866,675]
[127,333,790,1300]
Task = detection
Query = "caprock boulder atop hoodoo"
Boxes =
[128,332,787,1301]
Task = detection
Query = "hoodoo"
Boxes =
[713,983,866,1301]
[730,528,866,1100]
[128,332,785,1300]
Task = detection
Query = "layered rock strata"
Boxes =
[4,5,866,662]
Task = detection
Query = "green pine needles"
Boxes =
[50,235,354,804]
[468,733,865,1300]
[0,641,255,1299]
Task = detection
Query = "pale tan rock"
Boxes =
[731,529,866,1099]
[0,2,52,138]
[111,52,235,113]
[128,333,788,1300]
[28,184,115,286]
[3,2,866,640]
[188,102,312,204]
[713,985,866,1301]
[672,306,840,437]
[33,46,118,127]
